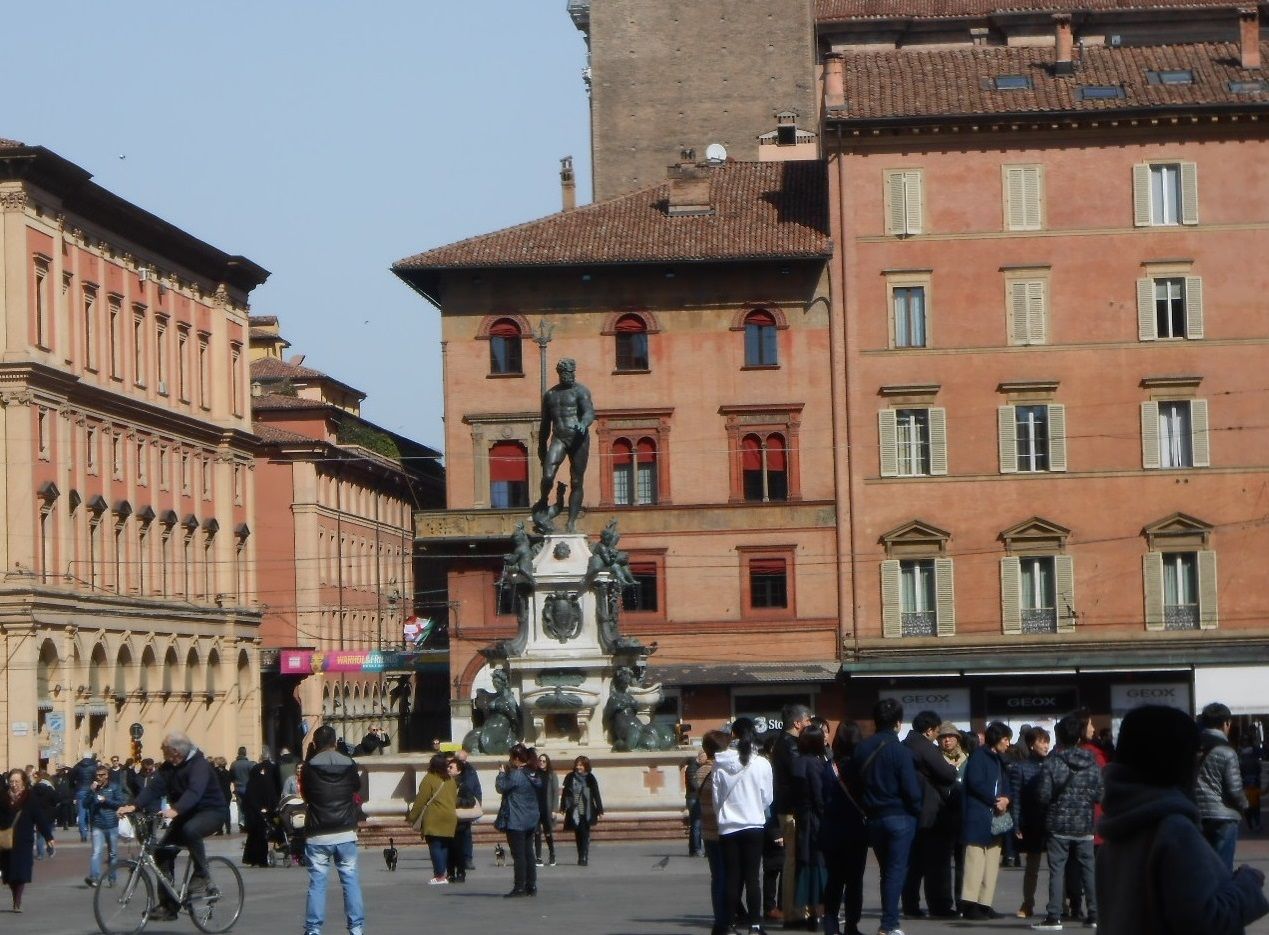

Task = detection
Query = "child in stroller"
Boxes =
[268,793,308,867]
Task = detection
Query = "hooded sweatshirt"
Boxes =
[711,748,773,836]
[1096,763,1268,935]
[1037,745,1103,838]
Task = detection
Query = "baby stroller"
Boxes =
[267,794,308,867]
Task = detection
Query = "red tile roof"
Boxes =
[393,161,831,278]
[253,422,319,445]
[250,392,332,412]
[818,0,1243,20]
[832,41,1269,120]
[250,355,329,382]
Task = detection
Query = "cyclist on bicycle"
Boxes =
[118,731,226,921]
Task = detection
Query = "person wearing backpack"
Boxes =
[1196,702,1249,870]
[853,698,922,935]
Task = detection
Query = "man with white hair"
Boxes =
[119,731,226,921]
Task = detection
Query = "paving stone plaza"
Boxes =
[8,834,1269,935]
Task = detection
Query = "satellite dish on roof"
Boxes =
[705,143,727,165]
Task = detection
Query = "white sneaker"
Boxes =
[428,876,449,885]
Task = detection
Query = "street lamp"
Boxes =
[531,318,556,396]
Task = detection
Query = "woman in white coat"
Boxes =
[712,718,774,935]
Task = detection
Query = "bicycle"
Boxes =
[94,813,244,935]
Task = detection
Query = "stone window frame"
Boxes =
[601,310,661,375]
[621,548,668,623]
[737,544,797,622]
[730,305,789,371]
[884,269,933,350]
[595,408,673,507]
[464,412,541,510]
[879,520,955,639]
[476,313,531,379]
[998,516,1075,635]
[1141,512,1218,631]
[720,403,803,503]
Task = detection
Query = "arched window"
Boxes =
[614,314,649,372]
[488,318,523,375]
[612,437,658,505]
[742,432,789,502]
[743,310,778,367]
[489,441,529,509]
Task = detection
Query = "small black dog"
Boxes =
[383,838,398,872]
[493,843,507,867]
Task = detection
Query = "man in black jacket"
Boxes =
[769,702,812,925]
[300,725,365,935]
[118,732,226,921]
[901,709,962,919]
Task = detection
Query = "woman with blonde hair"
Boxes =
[407,753,458,885]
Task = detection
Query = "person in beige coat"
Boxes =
[407,754,459,884]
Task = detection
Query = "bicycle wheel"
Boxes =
[94,860,154,935]
[187,856,244,934]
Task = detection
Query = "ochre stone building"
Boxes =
[0,138,267,768]
[249,318,445,755]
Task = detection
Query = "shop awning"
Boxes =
[655,661,840,687]
[1194,666,1269,716]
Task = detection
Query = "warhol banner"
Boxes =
[280,650,390,675]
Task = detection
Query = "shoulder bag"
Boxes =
[409,782,444,832]
[0,810,21,851]
[990,770,1014,836]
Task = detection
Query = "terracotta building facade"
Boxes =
[249,320,445,754]
[822,3,1269,729]
[397,160,846,736]
[0,139,266,768]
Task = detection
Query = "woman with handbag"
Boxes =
[960,721,1015,920]
[495,744,541,897]
[449,756,483,882]
[0,768,56,912]
[820,721,869,935]
[406,754,458,885]
[560,755,604,866]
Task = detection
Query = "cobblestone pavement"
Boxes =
[6,832,1269,935]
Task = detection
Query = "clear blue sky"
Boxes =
[1,1,592,452]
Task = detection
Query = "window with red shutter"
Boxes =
[489,319,523,375]
[615,314,649,371]
[489,441,528,508]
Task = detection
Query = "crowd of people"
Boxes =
[686,700,1269,935]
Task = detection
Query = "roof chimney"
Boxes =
[823,52,845,109]
[1053,13,1075,76]
[1240,8,1261,69]
[560,156,576,212]
[666,163,713,217]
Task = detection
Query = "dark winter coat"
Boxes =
[1096,763,1269,935]
[495,767,540,833]
[85,783,127,831]
[301,750,362,837]
[0,791,54,885]
[135,748,226,816]
[791,754,827,867]
[229,755,255,796]
[559,771,603,831]
[903,730,960,829]
[853,729,922,821]
[1197,729,1249,823]
[73,756,98,792]
[817,758,867,856]
[1006,755,1048,853]
[770,730,800,815]
[1038,746,1104,838]
[961,746,1012,846]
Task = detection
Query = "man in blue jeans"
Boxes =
[854,698,923,935]
[300,725,365,935]
[1195,702,1248,871]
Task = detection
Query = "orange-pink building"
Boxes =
[0,138,267,767]
[822,3,1269,728]
[249,318,445,754]
[397,160,848,735]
